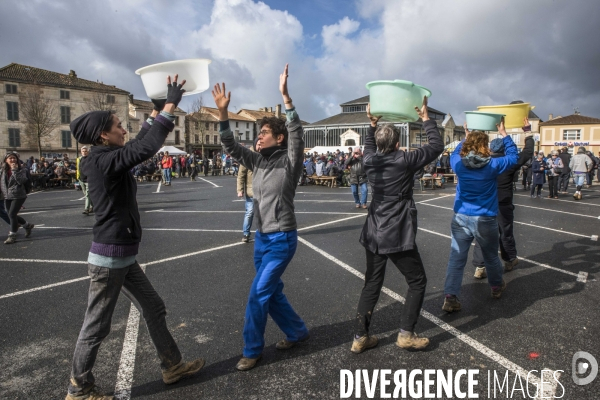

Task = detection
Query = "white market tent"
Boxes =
[157,146,186,155]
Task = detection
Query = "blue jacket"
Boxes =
[451,136,518,216]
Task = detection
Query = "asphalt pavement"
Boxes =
[0,175,598,399]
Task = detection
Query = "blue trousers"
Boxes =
[444,213,503,297]
[243,230,308,358]
[162,168,171,183]
[351,182,368,205]
[242,196,254,236]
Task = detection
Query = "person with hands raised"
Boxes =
[351,97,443,355]
[65,75,203,400]
[213,64,310,372]
[442,116,518,315]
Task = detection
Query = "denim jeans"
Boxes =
[163,168,172,183]
[243,195,254,236]
[444,213,503,297]
[574,173,585,189]
[243,230,308,358]
[351,182,368,205]
[69,262,181,396]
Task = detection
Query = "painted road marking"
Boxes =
[0,276,89,300]
[199,177,221,187]
[417,228,586,282]
[298,236,561,399]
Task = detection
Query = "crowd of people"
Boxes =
[2,64,598,400]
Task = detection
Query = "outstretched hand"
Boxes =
[212,83,231,120]
[280,64,289,98]
[463,122,470,137]
[522,117,531,132]
[415,96,429,121]
[496,117,507,137]
[165,74,186,107]
[366,104,382,127]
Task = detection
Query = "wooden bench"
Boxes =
[419,176,444,190]
[443,173,457,184]
[49,177,72,188]
[310,175,337,187]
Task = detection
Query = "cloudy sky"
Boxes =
[2,0,599,124]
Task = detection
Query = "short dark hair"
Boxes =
[258,116,287,147]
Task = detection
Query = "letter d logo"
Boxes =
[572,351,598,386]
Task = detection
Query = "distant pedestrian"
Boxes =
[161,151,172,185]
[77,146,93,215]
[530,153,547,198]
[1,152,34,244]
[569,146,593,200]
[558,147,571,193]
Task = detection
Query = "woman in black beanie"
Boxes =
[1,151,34,244]
[65,76,204,400]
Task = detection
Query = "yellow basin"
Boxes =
[477,103,535,129]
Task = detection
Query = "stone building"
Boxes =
[538,112,600,155]
[0,63,130,159]
[128,95,186,150]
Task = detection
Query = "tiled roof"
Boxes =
[193,107,254,122]
[130,97,185,113]
[539,114,600,126]
[509,100,541,120]
[238,109,286,121]
[0,63,129,94]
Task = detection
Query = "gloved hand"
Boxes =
[151,98,166,112]
[166,76,186,107]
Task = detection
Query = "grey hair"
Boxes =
[353,146,361,153]
[81,146,89,150]
[375,124,400,154]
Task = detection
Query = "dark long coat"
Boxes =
[531,159,547,185]
[359,120,444,254]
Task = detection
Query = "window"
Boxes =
[60,106,71,124]
[246,131,250,140]
[175,116,180,126]
[235,121,239,128]
[8,128,20,147]
[563,130,581,140]
[342,105,367,113]
[214,123,218,131]
[5,84,17,94]
[194,121,199,129]
[6,101,18,121]
[61,130,72,147]
[205,135,210,144]
[205,122,209,130]
[143,113,149,121]
[60,90,70,99]
[106,95,115,104]
[246,122,249,128]
[175,130,180,145]
[213,135,218,144]
[194,134,199,144]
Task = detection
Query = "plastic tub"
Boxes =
[464,111,505,131]
[135,59,212,99]
[366,80,431,122]
[477,103,535,129]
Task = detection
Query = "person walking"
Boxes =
[585,151,597,188]
[351,99,443,354]
[546,151,563,199]
[442,118,518,313]
[77,146,93,215]
[203,155,209,176]
[189,155,198,181]
[213,65,309,371]
[161,151,172,185]
[237,142,261,243]
[65,77,203,400]
[1,152,34,244]
[472,121,534,279]
[569,146,593,200]
[345,147,368,208]
[530,153,547,198]
[558,147,571,193]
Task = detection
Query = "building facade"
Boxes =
[538,113,600,155]
[128,96,186,150]
[0,63,130,159]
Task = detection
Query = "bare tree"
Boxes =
[187,97,211,157]
[82,90,118,113]
[19,85,60,158]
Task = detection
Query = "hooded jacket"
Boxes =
[451,136,518,216]
[0,166,29,200]
[220,108,304,233]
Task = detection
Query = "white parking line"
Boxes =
[0,276,89,300]
[513,193,600,207]
[297,236,561,399]
[0,258,87,264]
[199,177,221,188]
[418,203,597,239]
[69,196,86,201]
[417,228,586,282]
[145,210,363,215]
[513,202,599,219]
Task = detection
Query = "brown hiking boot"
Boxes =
[491,280,507,299]
[473,267,487,279]
[162,358,205,384]
[396,332,430,350]
[504,258,518,272]
[442,295,461,313]
[276,333,310,350]
[65,385,114,400]
[350,335,378,354]
[236,355,262,371]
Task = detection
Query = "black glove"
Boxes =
[151,98,166,112]
[166,80,186,107]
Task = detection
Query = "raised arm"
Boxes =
[279,64,305,180]
[362,104,381,163]
[213,82,259,170]
[404,96,444,171]
[489,118,518,174]
[505,119,535,175]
